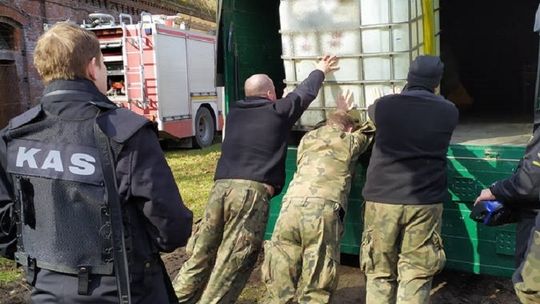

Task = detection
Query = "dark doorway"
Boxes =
[440,0,539,122]
[0,61,22,128]
[0,22,15,50]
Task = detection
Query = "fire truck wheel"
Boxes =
[194,107,215,148]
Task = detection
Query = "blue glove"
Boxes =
[470,200,519,226]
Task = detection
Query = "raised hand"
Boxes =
[316,55,339,75]
[336,89,355,112]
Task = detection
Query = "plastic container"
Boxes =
[279,0,440,128]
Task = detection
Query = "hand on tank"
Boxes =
[282,87,290,98]
[316,55,339,75]
[336,89,355,112]
[474,188,496,205]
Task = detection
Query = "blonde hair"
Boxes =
[34,22,101,84]
[327,110,356,131]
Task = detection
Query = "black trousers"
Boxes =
[31,266,174,303]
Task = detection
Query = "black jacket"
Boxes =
[491,112,540,208]
[0,79,192,303]
[362,87,459,205]
[214,70,325,196]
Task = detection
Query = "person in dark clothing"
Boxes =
[0,22,193,303]
[475,109,540,299]
[477,9,540,299]
[483,154,538,268]
[172,56,339,304]
[360,55,459,304]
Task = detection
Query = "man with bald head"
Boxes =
[173,55,338,304]
[244,74,276,99]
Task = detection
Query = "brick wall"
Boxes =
[0,0,208,127]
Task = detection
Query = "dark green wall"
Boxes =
[219,0,284,107]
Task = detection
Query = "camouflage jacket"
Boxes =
[284,121,375,209]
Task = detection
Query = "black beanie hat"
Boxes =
[406,55,444,89]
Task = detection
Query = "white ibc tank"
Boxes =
[279,0,440,128]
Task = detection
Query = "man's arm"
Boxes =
[0,129,16,259]
[475,133,540,208]
[334,90,375,156]
[275,55,338,123]
[351,120,376,156]
[0,130,13,202]
[367,102,377,125]
[118,125,193,252]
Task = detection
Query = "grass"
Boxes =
[166,143,221,219]
[0,258,21,285]
[238,281,266,303]
[0,143,222,283]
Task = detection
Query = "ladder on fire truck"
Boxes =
[119,13,148,109]
[85,13,146,108]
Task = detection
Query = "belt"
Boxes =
[217,179,275,198]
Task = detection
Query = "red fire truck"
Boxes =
[83,13,223,148]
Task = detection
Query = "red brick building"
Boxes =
[0,0,212,127]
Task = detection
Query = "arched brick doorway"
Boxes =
[0,21,22,128]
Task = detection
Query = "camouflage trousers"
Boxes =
[172,179,270,304]
[515,209,538,268]
[262,197,343,304]
[361,201,445,304]
[513,213,540,304]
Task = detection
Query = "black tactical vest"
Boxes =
[3,104,116,275]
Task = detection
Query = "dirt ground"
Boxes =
[0,248,521,304]
[163,248,521,304]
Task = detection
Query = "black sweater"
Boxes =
[362,88,459,205]
[214,70,325,196]
[491,112,540,208]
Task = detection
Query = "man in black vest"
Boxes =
[360,55,459,304]
[475,111,540,302]
[474,8,540,301]
[0,22,193,303]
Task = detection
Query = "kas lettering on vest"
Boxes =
[6,139,103,185]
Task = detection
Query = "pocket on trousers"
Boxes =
[232,226,260,269]
[319,245,338,291]
[430,231,446,274]
[360,230,374,273]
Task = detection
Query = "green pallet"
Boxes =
[265,144,524,278]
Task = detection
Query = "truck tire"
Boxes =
[194,107,215,148]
